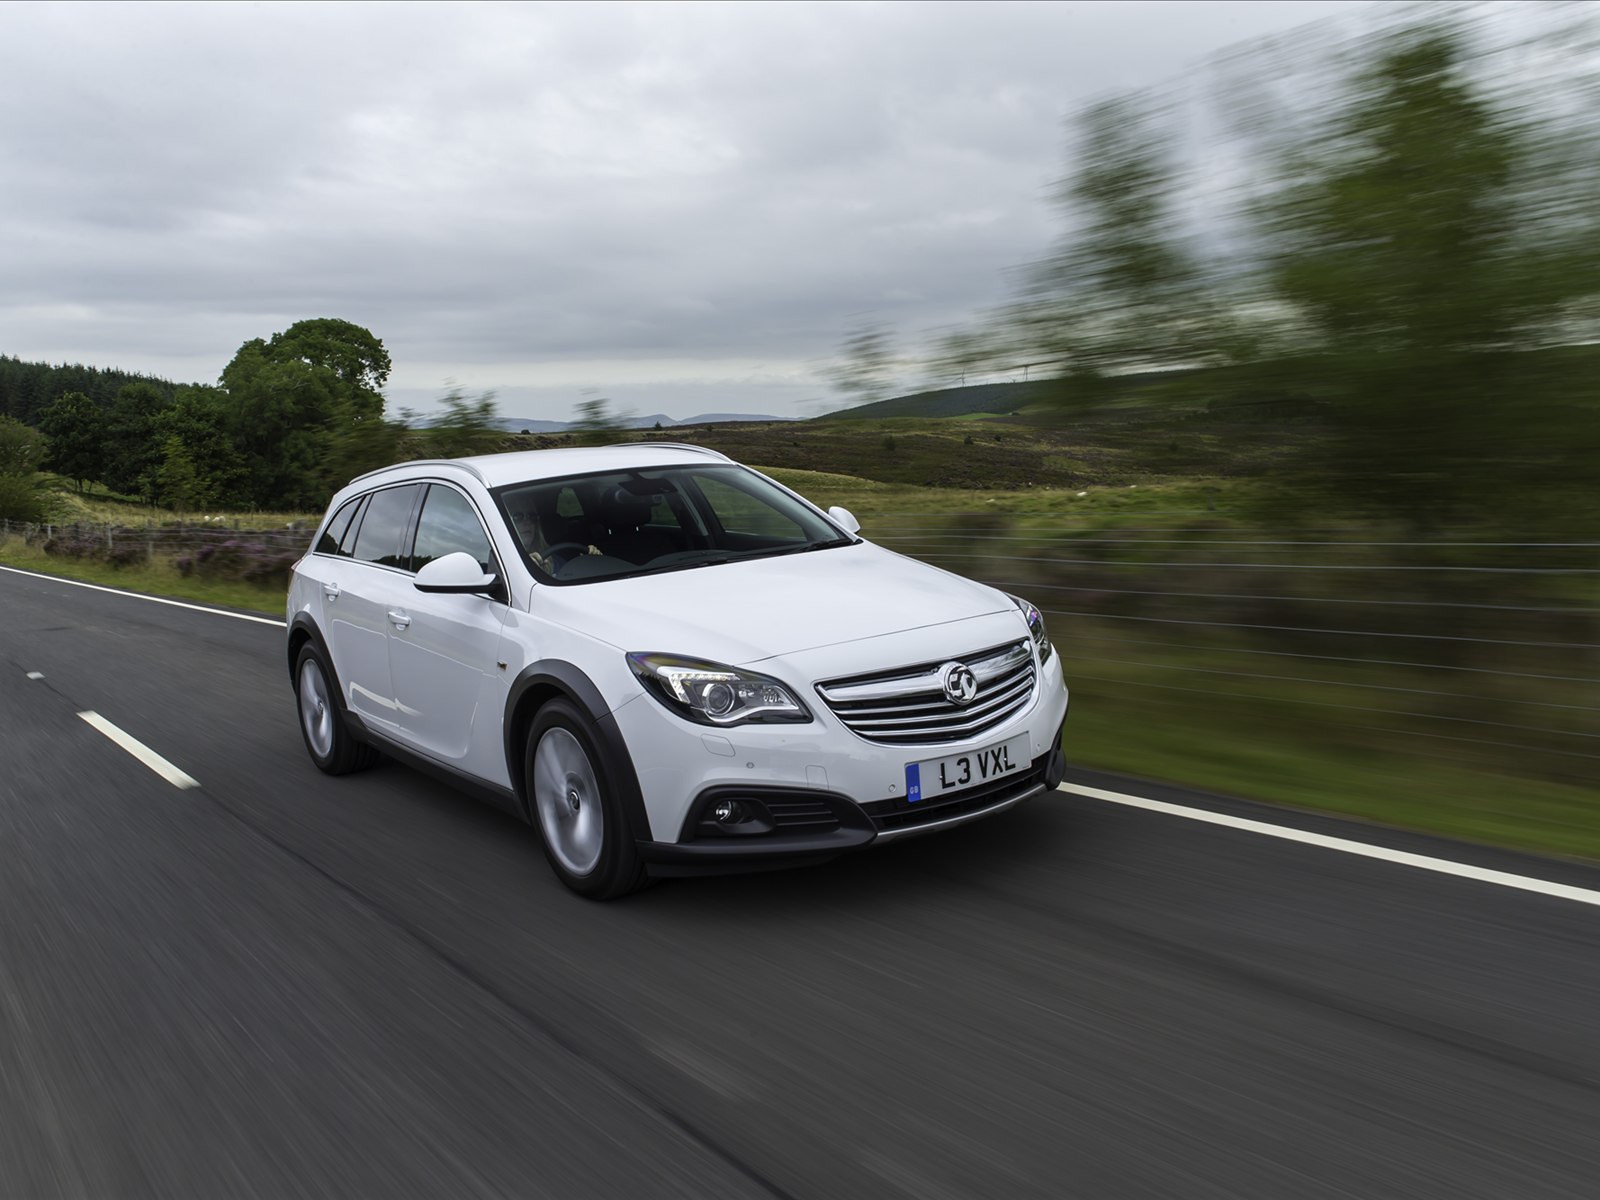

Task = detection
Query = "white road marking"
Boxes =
[1061,782,1600,909]
[0,565,284,627]
[78,711,200,790]
[26,671,44,680]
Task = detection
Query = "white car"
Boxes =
[286,444,1069,898]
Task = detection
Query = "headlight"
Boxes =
[626,653,811,726]
[1009,594,1053,665]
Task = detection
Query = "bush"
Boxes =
[0,473,47,523]
[188,538,299,587]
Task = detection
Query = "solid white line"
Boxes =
[78,711,201,790]
[1060,782,1600,909]
[0,564,284,626]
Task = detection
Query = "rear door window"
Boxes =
[350,485,421,569]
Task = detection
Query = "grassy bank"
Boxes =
[0,535,288,615]
[6,453,1595,865]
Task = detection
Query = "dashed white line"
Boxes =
[0,565,284,626]
[78,711,200,790]
[1061,782,1600,909]
[26,671,44,680]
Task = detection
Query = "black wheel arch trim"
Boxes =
[504,660,651,838]
[287,615,348,714]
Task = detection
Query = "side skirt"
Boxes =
[344,712,524,820]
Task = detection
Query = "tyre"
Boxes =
[294,643,378,775]
[526,699,646,899]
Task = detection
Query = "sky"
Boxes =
[1,0,1375,421]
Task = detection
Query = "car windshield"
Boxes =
[495,464,855,584]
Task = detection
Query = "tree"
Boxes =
[823,322,896,410]
[1257,22,1600,525]
[152,387,247,510]
[0,416,45,476]
[423,386,501,458]
[36,391,104,492]
[0,416,48,522]
[102,382,169,501]
[570,393,627,446]
[1031,95,1214,403]
[221,318,394,508]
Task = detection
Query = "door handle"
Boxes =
[322,583,341,601]
[386,608,412,630]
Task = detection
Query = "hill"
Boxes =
[817,381,1052,421]
[459,411,796,434]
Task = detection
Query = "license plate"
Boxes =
[905,733,1029,803]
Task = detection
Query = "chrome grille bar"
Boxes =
[816,640,1037,746]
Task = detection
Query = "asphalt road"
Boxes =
[2,565,1599,1199]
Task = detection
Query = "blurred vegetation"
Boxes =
[935,7,1600,533]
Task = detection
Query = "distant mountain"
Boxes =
[454,411,796,433]
[816,381,1052,421]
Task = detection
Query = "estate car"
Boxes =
[287,444,1069,898]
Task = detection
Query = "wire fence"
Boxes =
[860,513,1600,786]
[4,513,1596,783]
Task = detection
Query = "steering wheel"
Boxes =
[541,542,592,572]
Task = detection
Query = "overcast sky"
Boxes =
[2,0,1373,420]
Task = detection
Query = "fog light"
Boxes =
[713,798,746,824]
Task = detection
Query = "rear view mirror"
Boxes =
[827,505,861,536]
[414,551,497,594]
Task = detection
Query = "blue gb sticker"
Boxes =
[905,762,922,803]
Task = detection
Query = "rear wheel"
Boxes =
[527,699,646,899]
[294,643,378,775]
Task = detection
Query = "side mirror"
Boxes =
[827,505,861,536]
[414,551,497,595]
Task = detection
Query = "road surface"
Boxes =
[2,565,1598,1198]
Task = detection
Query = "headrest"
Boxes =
[599,487,655,529]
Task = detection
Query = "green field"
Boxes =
[5,404,1595,862]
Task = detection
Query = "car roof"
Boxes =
[345,442,734,494]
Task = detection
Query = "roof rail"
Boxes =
[349,457,488,486]
[624,442,732,461]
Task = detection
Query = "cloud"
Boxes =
[0,0,1372,417]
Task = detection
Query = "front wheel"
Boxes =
[526,700,646,899]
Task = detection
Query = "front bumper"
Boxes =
[622,644,1069,874]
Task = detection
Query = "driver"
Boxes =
[510,508,548,570]
[512,503,601,575]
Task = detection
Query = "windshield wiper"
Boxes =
[765,537,856,557]
[627,554,732,577]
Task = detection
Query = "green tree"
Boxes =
[0,416,48,522]
[1258,22,1600,525]
[1033,95,1212,404]
[823,322,897,410]
[102,382,169,501]
[570,393,627,446]
[423,386,501,458]
[152,387,247,510]
[221,318,393,508]
[36,391,104,492]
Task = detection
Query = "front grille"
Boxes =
[815,640,1036,747]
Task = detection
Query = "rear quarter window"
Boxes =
[315,496,363,556]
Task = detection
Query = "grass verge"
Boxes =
[1066,682,1600,863]
[0,536,285,616]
